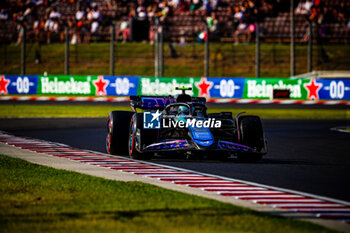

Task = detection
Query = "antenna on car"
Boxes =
[175,86,192,95]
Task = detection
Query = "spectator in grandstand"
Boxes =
[197,10,218,42]
[32,15,45,42]
[146,2,160,44]
[168,0,180,9]
[49,7,61,21]
[106,0,118,10]
[136,1,148,20]
[259,0,269,15]
[210,0,220,11]
[172,0,190,14]
[308,5,319,22]
[46,8,61,31]
[117,16,130,42]
[74,7,89,43]
[234,6,244,21]
[295,0,310,15]
[321,6,334,23]
[337,1,348,21]
[244,0,259,23]
[60,16,74,43]
[304,4,330,52]
[190,0,202,11]
[0,8,9,21]
[87,4,102,35]
[202,0,213,13]
[233,19,249,44]
[76,7,85,22]
[207,11,218,35]
[128,0,150,42]
[157,0,171,20]
[304,0,313,12]
[81,0,91,9]
[230,0,261,44]
[233,5,245,31]
[147,2,160,18]
[44,7,61,43]
[15,11,26,45]
[23,1,40,31]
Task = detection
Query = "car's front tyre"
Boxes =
[106,111,134,155]
[128,113,153,160]
[237,115,266,162]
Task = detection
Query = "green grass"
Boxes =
[0,104,348,119]
[0,104,130,118]
[0,154,337,233]
[1,43,349,77]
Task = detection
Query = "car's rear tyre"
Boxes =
[128,113,154,160]
[106,111,134,155]
[237,115,265,162]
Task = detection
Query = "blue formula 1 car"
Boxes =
[106,87,267,162]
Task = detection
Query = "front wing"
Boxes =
[142,139,258,154]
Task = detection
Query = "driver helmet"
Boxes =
[177,105,189,115]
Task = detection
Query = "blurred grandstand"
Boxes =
[0,0,349,44]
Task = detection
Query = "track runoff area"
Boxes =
[1,131,349,232]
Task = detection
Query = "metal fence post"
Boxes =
[155,18,159,78]
[159,24,164,77]
[65,26,69,75]
[110,23,115,76]
[255,22,260,78]
[21,27,26,75]
[308,21,313,73]
[290,0,295,76]
[204,23,209,77]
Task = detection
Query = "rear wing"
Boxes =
[130,96,206,111]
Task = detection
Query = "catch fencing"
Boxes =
[1,22,349,79]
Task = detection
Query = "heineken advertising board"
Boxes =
[243,78,309,100]
[207,77,245,98]
[316,78,350,100]
[103,76,139,96]
[0,74,349,100]
[137,77,245,99]
[138,77,199,96]
[38,75,95,95]
[243,78,350,100]
[37,75,139,96]
[137,77,350,100]
[0,75,38,95]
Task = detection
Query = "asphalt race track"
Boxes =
[1,117,349,202]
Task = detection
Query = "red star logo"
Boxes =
[195,77,213,98]
[0,75,10,95]
[93,75,109,96]
[304,78,323,100]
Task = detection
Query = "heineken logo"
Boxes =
[141,78,194,96]
[41,77,91,94]
[247,80,302,99]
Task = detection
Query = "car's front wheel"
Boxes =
[106,111,133,155]
[128,113,153,160]
[237,115,266,162]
